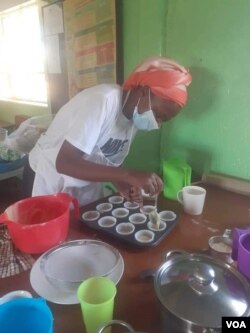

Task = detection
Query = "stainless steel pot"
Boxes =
[153,250,250,333]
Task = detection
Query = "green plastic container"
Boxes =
[162,157,192,200]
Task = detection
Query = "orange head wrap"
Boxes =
[123,57,192,107]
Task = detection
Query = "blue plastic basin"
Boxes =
[0,298,53,333]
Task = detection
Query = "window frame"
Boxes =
[0,0,48,105]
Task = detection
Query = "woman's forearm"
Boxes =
[55,140,131,183]
[55,140,163,195]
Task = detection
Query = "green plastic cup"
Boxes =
[77,276,117,333]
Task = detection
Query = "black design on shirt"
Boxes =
[100,138,128,157]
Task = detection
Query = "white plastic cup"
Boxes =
[177,185,206,215]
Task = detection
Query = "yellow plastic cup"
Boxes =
[77,276,117,333]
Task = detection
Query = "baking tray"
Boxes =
[79,194,178,248]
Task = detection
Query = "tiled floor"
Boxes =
[0,177,22,212]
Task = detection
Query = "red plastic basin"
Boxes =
[0,193,79,254]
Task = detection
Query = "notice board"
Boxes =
[63,0,117,98]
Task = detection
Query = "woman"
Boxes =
[27,57,192,206]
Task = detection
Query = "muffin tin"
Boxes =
[80,195,178,247]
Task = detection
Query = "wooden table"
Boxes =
[0,184,250,333]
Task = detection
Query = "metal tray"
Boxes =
[79,195,178,248]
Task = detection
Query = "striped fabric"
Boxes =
[0,225,35,278]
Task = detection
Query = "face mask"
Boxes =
[132,92,159,131]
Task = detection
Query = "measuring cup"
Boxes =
[98,320,146,333]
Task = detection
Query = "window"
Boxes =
[0,0,47,104]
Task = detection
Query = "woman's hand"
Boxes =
[113,182,143,206]
[126,171,163,196]
[129,187,143,206]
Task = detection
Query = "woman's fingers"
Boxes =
[116,171,163,202]
[142,173,163,196]
[128,171,163,194]
[129,187,143,206]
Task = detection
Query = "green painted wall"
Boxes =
[122,0,250,181]
[122,0,167,173]
[0,100,50,124]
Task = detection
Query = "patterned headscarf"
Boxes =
[123,57,192,107]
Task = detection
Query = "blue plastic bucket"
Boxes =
[0,298,53,333]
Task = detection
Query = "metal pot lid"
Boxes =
[155,251,250,328]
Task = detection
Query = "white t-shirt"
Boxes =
[29,84,137,206]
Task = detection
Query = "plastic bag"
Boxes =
[4,114,53,154]
[162,157,192,200]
